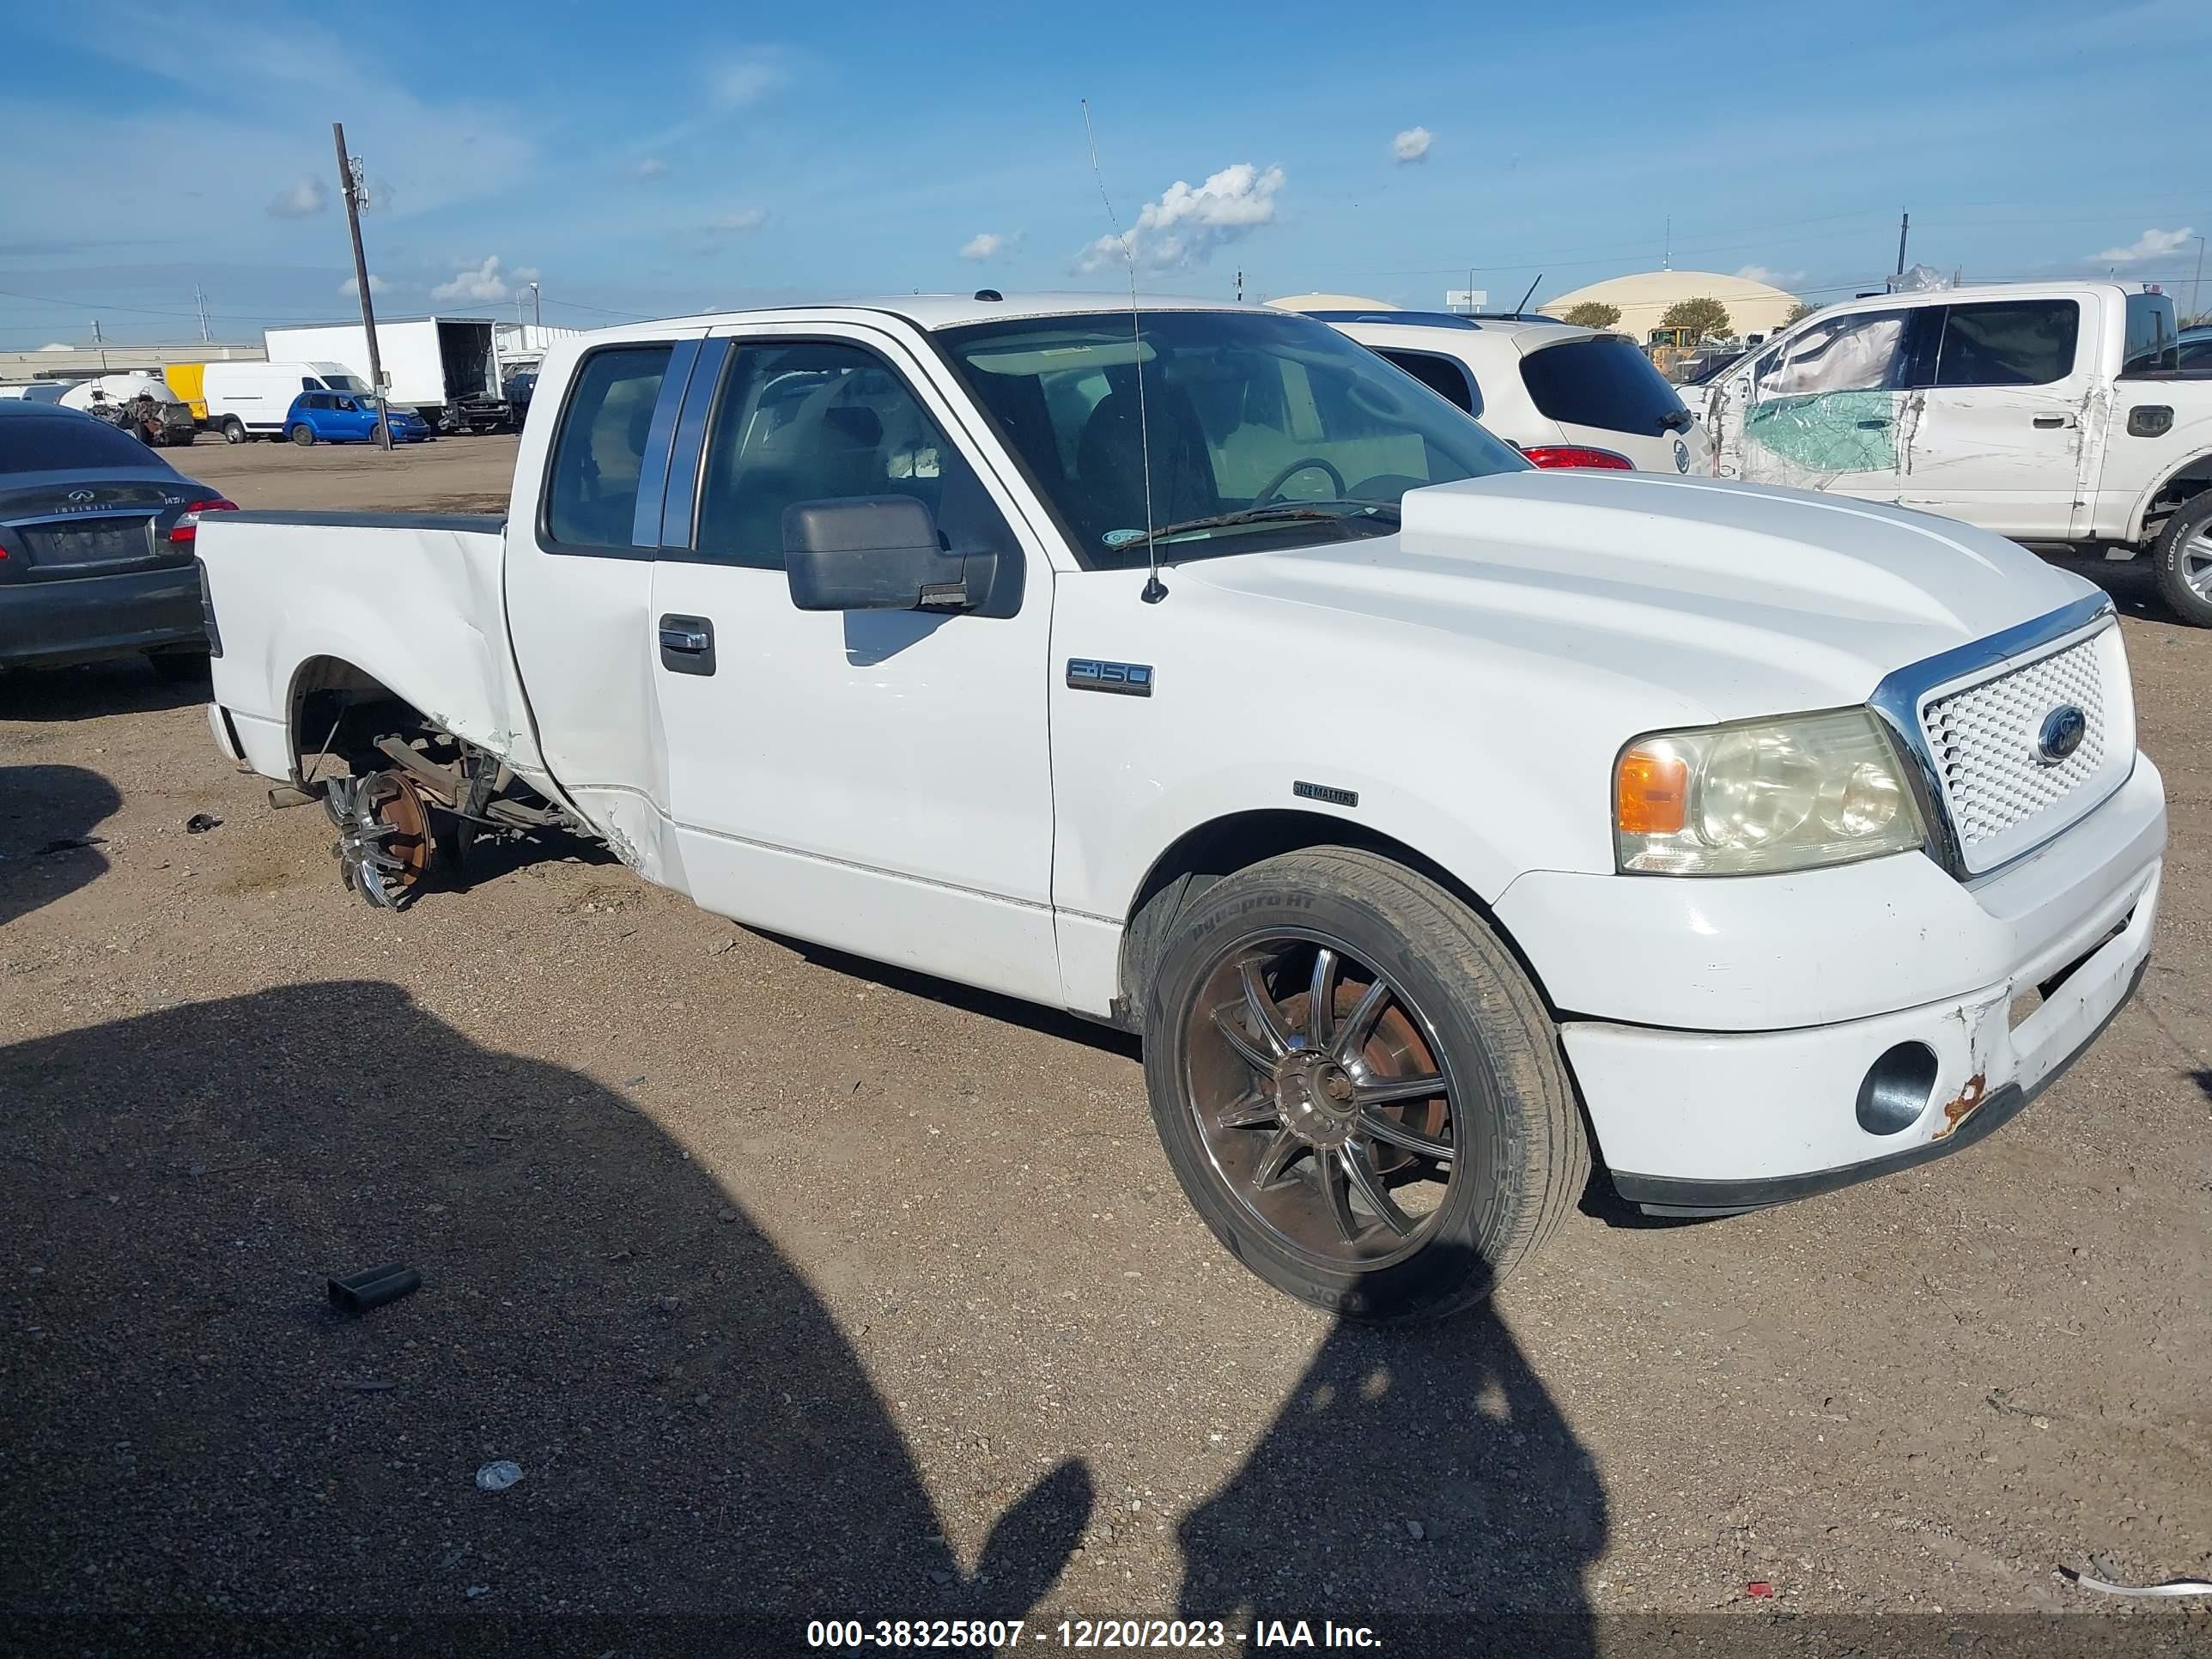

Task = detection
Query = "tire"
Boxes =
[289,422,315,447]
[172,431,195,447]
[222,418,248,445]
[147,650,210,684]
[1142,847,1587,1324]
[2151,492,2212,628]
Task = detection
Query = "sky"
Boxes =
[3,0,2209,349]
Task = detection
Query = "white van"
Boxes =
[204,360,376,444]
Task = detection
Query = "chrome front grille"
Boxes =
[1925,634,2106,854]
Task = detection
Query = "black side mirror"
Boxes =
[783,496,995,614]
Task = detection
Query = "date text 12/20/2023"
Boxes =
[805,1617,1382,1649]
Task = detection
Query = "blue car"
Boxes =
[283,391,432,446]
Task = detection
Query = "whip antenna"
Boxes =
[1082,98,1165,604]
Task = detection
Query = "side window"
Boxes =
[1933,301,2080,387]
[2119,295,2177,376]
[544,344,674,550]
[302,378,320,392]
[1379,350,1480,416]
[1754,309,1911,398]
[693,340,1011,570]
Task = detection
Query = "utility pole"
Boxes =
[1895,210,1910,276]
[1234,268,1243,305]
[1662,218,1670,272]
[333,121,392,451]
[529,279,542,330]
[2192,234,2206,326]
[193,283,211,343]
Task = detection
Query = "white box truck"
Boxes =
[260,317,514,434]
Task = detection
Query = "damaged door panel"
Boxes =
[1896,297,2101,541]
[1729,306,1918,501]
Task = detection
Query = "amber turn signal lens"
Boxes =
[1616,747,1689,836]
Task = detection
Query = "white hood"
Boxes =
[1180,470,2095,724]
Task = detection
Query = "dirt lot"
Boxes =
[3,439,2207,1653]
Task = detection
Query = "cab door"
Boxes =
[331,395,374,441]
[1719,305,1925,501]
[501,325,711,882]
[645,322,1060,1000]
[1894,297,2094,541]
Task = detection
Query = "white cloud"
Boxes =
[710,208,768,234]
[1391,126,1432,164]
[431,255,515,301]
[40,342,71,351]
[2094,226,2194,264]
[338,273,390,297]
[267,176,327,218]
[635,155,670,179]
[712,52,787,108]
[1076,163,1285,273]
[1735,264,1808,286]
[959,232,1012,261]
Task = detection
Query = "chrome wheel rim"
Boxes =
[2184,530,2212,602]
[1182,930,1461,1273]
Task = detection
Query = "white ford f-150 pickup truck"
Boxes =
[1698,282,2212,624]
[198,294,2166,1322]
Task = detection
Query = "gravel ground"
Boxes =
[2,441,2207,1655]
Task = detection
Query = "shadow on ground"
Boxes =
[0,983,1091,1649]
[1179,1261,1606,1655]
[0,658,210,724]
[0,984,1607,1653]
[0,763,122,927]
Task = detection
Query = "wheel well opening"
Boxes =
[1117,810,1550,1032]
[2146,459,2212,540]
[288,657,432,784]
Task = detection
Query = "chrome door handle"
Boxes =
[657,614,715,676]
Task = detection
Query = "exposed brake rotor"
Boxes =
[327,769,437,908]
[1280,976,1448,1179]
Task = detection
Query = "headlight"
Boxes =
[1613,708,1928,875]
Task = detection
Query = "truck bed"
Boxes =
[200,510,550,787]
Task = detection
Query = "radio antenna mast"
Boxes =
[1081,98,1164,604]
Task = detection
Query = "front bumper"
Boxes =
[0,566,205,669]
[1498,757,2166,1211]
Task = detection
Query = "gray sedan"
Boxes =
[0,401,235,678]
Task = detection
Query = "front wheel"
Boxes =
[289,422,315,447]
[2151,493,2212,628]
[1142,848,1587,1323]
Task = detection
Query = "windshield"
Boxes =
[320,373,372,394]
[939,308,1523,569]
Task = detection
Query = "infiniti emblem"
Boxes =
[2036,704,2087,766]
[67,489,94,502]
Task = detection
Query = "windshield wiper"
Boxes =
[1148,501,1401,544]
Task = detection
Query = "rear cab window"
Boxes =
[542,345,675,551]
[1376,349,1482,416]
[2120,293,2178,376]
[1930,300,2080,387]
[1519,336,1685,435]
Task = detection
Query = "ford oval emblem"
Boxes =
[2036,704,2087,766]
[1673,437,1691,473]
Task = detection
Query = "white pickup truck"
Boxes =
[1699,282,2212,623]
[198,294,2166,1322]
